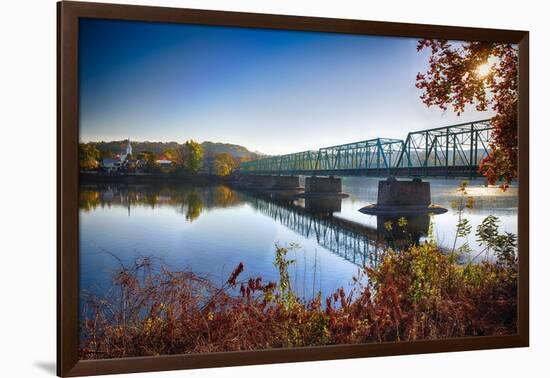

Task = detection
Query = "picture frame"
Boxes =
[57,1,529,376]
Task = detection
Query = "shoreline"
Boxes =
[79,171,233,185]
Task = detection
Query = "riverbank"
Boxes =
[80,171,234,185]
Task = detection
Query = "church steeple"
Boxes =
[126,138,132,156]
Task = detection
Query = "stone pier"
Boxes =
[304,176,342,194]
[359,177,447,215]
[233,174,300,191]
[248,175,274,189]
[272,175,300,190]
[378,177,430,207]
[233,175,273,190]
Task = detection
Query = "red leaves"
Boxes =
[80,245,517,359]
[417,39,518,186]
[226,262,244,287]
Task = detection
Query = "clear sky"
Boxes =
[79,19,493,155]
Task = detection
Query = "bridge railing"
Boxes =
[238,119,493,177]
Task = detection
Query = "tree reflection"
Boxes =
[79,183,245,223]
[183,190,203,222]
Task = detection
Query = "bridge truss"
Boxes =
[238,119,493,178]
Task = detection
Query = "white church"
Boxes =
[101,139,133,173]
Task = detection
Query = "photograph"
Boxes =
[76,17,520,360]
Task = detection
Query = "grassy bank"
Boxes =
[79,238,517,359]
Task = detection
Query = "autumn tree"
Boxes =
[79,143,101,170]
[162,148,183,165]
[416,40,518,188]
[138,151,158,172]
[213,153,237,176]
[181,140,204,174]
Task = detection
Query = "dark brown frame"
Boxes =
[57,1,529,376]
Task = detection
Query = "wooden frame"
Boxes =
[57,1,529,376]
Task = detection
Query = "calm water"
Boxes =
[79,177,518,304]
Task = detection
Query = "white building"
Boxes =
[102,139,132,173]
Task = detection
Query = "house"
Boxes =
[154,153,174,170]
[101,139,133,173]
[155,159,173,167]
[101,157,122,172]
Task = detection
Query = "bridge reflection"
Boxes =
[241,190,432,268]
[80,183,433,268]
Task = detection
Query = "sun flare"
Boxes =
[476,62,492,77]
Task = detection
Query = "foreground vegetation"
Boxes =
[80,217,517,358]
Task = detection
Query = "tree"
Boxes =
[162,148,182,165]
[79,143,101,170]
[181,140,203,174]
[202,150,217,175]
[138,151,158,172]
[416,40,518,188]
[213,153,237,176]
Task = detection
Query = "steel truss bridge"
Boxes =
[238,119,493,178]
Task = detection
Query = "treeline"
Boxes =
[79,139,264,176]
[92,140,261,160]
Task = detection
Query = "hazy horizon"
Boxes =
[79,19,493,155]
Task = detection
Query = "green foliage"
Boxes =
[457,218,472,238]
[79,143,101,170]
[161,148,182,165]
[213,153,237,176]
[476,215,500,247]
[181,140,203,174]
[451,181,475,257]
[137,151,158,172]
[184,190,203,222]
[90,140,261,164]
[475,215,517,265]
[80,140,264,175]
[273,244,300,311]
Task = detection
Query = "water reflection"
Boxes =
[79,179,518,309]
[376,215,430,249]
[242,192,381,267]
[80,184,435,269]
[80,180,513,272]
[304,197,342,215]
[80,184,242,221]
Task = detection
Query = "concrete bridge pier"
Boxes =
[249,175,274,189]
[359,177,447,216]
[378,177,430,207]
[271,175,300,190]
[302,176,347,197]
[234,174,273,190]
[234,174,301,191]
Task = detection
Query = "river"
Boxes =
[79,177,518,305]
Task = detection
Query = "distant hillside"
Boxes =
[90,140,264,161]
[201,141,262,159]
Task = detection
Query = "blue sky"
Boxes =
[79,19,492,155]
